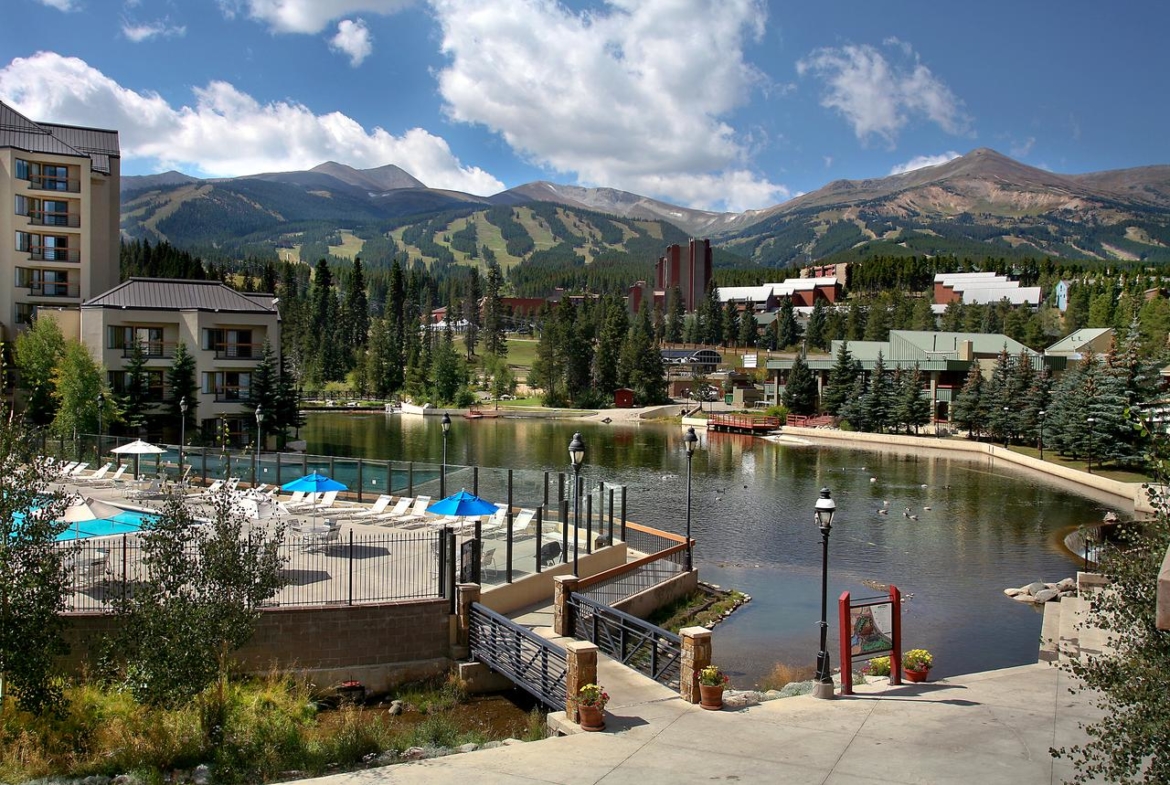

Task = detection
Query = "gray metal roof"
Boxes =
[83,278,278,313]
[0,101,120,174]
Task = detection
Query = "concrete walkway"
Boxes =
[299,660,1101,785]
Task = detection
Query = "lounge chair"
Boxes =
[55,461,79,478]
[90,464,129,488]
[304,524,342,553]
[342,494,393,519]
[479,507,508,535]
[66,462,90,478]
[192,478,227,498]
[294,490,339,513]
[374,496,414,524]
[508,508,537,538]
[286,491,320,510]
[281,490,308,507]
[77,462,113,483]
[389,495,433,527]
[71,549,109,588]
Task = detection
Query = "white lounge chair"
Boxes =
[55,461,79,478]
[479,507,508,535]
[390,495,433,527]
[374,496,414,524]
[91,464,129,488]
[286,491,320,510]
[66,462,90,478]
[507,508,537,538]
[77,462,113,483]
[71,548,110,588]
[343,494,394,519]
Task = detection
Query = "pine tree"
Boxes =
[821,341,856,415]
[722,301,739,348]
[860,352,894,432]
[167,341,198,431]
[951,363,986,439]
[594,296,627,397]
[781,352,817,415]
[777,299,801,349]
[737,309,758,347]
[121,339,151,429]
[806,299,828,350]
[482,259,508,357]
[899,365,933,434]
[665,286,685,344]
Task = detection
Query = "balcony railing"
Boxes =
[27,247,80,263]
[26,175,81,193]
[27,282,80,298]
[121,341,176,359]
[28,210,81,228]
[212,386,252,402]
[213,343,263,359]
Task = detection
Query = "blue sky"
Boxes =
[2,0,1166,212]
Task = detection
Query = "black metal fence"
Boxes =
[62,529,442,613]
[568,591,683,689]
[469,602,568,710]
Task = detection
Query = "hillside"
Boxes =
[120,150,1170,274]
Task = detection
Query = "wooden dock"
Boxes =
[707,413,780,434]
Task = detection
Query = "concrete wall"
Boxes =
[782,426,1163,514]
[60,598,451,693]
[613,569,699,619]
[480,543,628,616]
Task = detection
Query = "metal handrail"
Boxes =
[568,591,683,688]
[469,602,567,709]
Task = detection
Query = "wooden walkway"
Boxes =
[706,413,780,434]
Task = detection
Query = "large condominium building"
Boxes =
[0,101,120,338]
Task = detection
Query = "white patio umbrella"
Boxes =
[58,495,124,539]
[110,439,166,479]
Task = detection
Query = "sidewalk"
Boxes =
[295,660,1101,785]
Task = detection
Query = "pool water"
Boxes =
[55,510,156,541]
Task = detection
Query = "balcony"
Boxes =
[213,343,263,360]
[28,210,81,228]
[27,281,80,298]
[121,341,176,359]
[212,386,252,403]
[26,175,80,193]
[27,247,80,263]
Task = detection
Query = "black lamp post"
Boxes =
[683,426,698,571]
[179,396,187,480]
[1037,409,1045,461]
[813,487,837,700]
[569,432,586,577]
[1086,417,1096,473]
[255,405,264,486]
[96,392,104,462]
[441,412,451,497]
[1002,406,1010,448]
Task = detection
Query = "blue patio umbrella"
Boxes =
[281,472,348,529]
[427,489,499,517]
[281,472,347,493]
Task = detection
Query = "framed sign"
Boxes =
[849,602,894,657]
[839,585,902,695]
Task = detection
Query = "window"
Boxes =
[109,326,166,355]
[203,328,254,357]
[15,159,29,180]
[15,303,35,325]
[111,370,165,400]
[202,371,251,400]
[16,268,72,296]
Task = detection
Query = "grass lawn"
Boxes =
[1005,444,1152,484]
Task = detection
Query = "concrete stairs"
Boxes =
[1038,572,1112,664]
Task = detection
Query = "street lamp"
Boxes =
[179,396,187,480]
[255,405,264,486]
[96,392,104,462]
[1086,417,1096,473]
[1037,409,1045,461]
[683,426,698,571]
[813,487,837,700]
[1002,406,1010,448]
[569,432,586,577]
[441,412,452,497]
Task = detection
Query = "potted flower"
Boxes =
[697,665,730,710]
[865,656,892,678]
[576,683,609,731]
[902,649,933,682]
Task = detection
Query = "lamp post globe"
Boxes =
[569,432,586,576]
[813,487,837,699]
[683,426,698,572]
[441,412,452,497]
[179,396,188,479]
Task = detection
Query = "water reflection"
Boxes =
[301,412,1124,685]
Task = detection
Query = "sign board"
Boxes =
[743,353,758,368]
[459,539,479,584]
[849,602,894,657]
[838,585,902,695]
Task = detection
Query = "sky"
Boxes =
[2,0,1167,213]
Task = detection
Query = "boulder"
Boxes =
[1024,581,1046,596]
[1003,587,1024,597]
[1012,593,1035,603]
[1057,578,1076,592]
[1033,588,1060,603]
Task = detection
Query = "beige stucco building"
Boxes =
[80,278,281,436]
[0,101,120,339]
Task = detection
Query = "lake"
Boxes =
[300,411,1122,687]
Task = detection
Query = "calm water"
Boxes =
[300,412,1124,687]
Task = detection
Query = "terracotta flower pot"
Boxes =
[699,684,724,710]
[903,667,929,683]
[578,703,606,731]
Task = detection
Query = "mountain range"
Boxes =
[120,148,1170,268]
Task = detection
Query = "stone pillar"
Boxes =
[679,626,712,704]
[564,640,598,723]
[456,583,480,647]
[553,575,580,637]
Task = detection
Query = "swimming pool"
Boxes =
[55,509,157,541]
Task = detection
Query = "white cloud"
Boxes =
[797,41,970,147]
[37,0,78,11]
[220,0,412,34]
[430,0,789,211]
[1010,136,1035,159]
[329,18,373,66]
[0,52,503,194]
[122,19,187,42]
[888,151,961,175]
